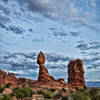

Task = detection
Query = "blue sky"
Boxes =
[0,0,100,82]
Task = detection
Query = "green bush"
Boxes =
[73,92,84,100]
[75,87,79,91]
[73,91,92,100]
[0,86,4,93]
[13,87,33,99]
[89,88,100,100]
[13,87,19,93]
[85,95,92,100]
[61,96,68,100]
[0,94,12,100]
[62,88,66,92]
[5,83,12,88]
[53,92,62,98]
[95,95,100,100]
[89,88,99,96]
[9,93,15,97]
[37,90,53,99]
[49,88,56,92]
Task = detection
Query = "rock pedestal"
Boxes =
[68,59,86,89]
[37,51,55,82]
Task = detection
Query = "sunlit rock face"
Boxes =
[37,51,55,81]
[68,59,86,89]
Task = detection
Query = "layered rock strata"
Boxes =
[68,59,86,89]
[37,51,55,81]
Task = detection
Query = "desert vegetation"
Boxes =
[0,85,100,100]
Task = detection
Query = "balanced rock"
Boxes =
[37,51,45,65]
[37,51,55,82]
[68,59,86,89]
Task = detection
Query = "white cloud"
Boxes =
[16,0,95,24]
[90,0,96,7]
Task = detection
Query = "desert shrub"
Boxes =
[95,95,100,100]
[15,91,24,99]
[89,88,99,96]
[0,94,12,100]
[73,91,91,100]
[62,88,66,92]
[13,87,33,99]
[0,86,4,93]
[85,95,92,100]
[73,92,84,100]
[89,88,100,100]
[13,87,19,93]
[9,93,15,97]
[5,83,11,88]
[61,96,68,100]
[37,90,53,99]
[75,87,79,91]
[49,88,56,92]
[53,91,62,98]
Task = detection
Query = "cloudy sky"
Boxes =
[0,0,100,82]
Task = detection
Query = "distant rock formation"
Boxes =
[68,59,86,89]
[0,70,34,87]
[37,51,55,81]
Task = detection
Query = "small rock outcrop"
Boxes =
[37,51,55,81]
[0,70,17,86]
[68,59,86,89]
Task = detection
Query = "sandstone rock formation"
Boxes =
[0,51,86,91]
[0,70,7,86]
[68,59,86,89]
[0,70,34,87]
[17,78,34,86]
[37,51,55,81]
[0,70,17,86]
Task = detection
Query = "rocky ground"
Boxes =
[0,84,100,100]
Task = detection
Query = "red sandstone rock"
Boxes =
[3,88,13,95]
[37,51,45,65]
[17,78,34,86]
[0,70,18,86]
[57,78,66,84]
[0,70,7,86]
[32,94,43,100]
[0,53,86,91]
[68,59,86,89]
[37,51,55,82]
[0,70,34,87]
[38,64,55,81]
[5,73,17,85]
[36,51,67,89]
